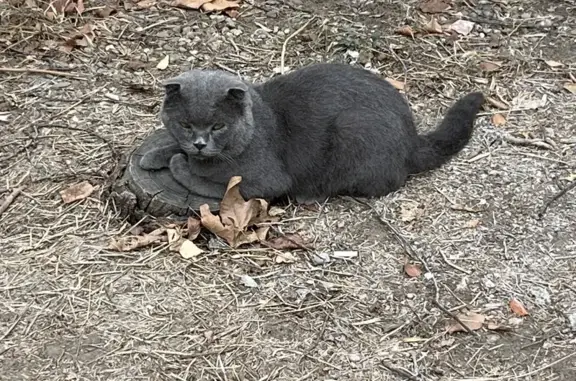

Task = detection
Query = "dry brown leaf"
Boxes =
[563,83,576,94]
[480,61,501,72]
[465,218,481,228]
[199,176,278,248]
[404,263,422,278]
[201,0,240,12]
[509,298,529,317]
[108,232,166,252]
[491,113,507,126]
[179,239,203,259]
[449,20,475,36]
[396,25,415,38]
[424,18,443,34]
[487,323,513,332]
[265,233,305,250]
[386,77,405,91]
[419,0,451,13]
[171,0,211,9]
[446,312,485,333]
[60,181,94,203]
[136,0,157,9]
[275,251,298,264]
[187,217,202,240]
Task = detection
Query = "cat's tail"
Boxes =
[408,92,485,174]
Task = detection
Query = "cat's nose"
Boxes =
[194,142,207,151]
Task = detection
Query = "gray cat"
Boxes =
[140,63,484,203]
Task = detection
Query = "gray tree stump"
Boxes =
[111,129,221,221]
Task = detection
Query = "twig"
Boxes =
[0,303,30,342]
[353,198,479,336]
[0,187,23,217]
[538,180,576,219]
[502,133,554,150]
[280,17,316,75]
[0,67,85,79]
[380,362,420,381]
[439,249,472,275]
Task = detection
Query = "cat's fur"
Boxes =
[140,63,485,202]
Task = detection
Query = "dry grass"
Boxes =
[1,0,575,380]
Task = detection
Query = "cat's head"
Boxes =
[160,69,255,160]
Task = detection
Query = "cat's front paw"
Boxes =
[139,151,170,170]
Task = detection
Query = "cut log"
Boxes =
[112,129,221,220]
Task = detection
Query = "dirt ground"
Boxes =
[1,0,576,380]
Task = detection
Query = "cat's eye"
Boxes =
[212,123,226,131]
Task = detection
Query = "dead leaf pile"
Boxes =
[171,0,241,17]
[200,176,278,248]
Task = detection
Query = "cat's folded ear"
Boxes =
[226,87,247,102]
[162,78,182,96]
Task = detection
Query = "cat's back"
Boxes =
[256,63,410,116]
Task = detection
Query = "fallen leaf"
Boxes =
[60,181,94,203]
[60,23,96,53]
[424,18,443,34]
[386,77,405,90]
[404,263,422,278]
[187,217,202,240]
[199,176,278,248]
[108,233,165,252]
[240,274,258,288]
[509,298,529,317]
[275,251,298,263]
[201,0,240,12]
[396,25,415,38]
[446,312,485,333]
[492,113,507,126]
[486,96,509,110]
[544,60,563,68]
[400,202,421,222]
[449,20,475,36]
[171,0,211,9]
[487,323,513,332]
[265,233,305,250]
[136,0,156,9]
[563,83,576,94]
[179,239,203,259]
[156,55,170,70]
[480,61,501,72]
[419,0,451,13]
[465,218,481,228]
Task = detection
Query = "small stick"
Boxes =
[439,249,472,275]
[280,17,316,75]
[0,187,23,217]
[353,197,479,336]
[0,67,85,79]
[538,180,576,219]
[502,133,554,150]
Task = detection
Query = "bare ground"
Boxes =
[1,0,576,380]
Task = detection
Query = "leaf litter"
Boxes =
[446,312,486,334]
[60,181,94,203]
[200,176,278,248]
